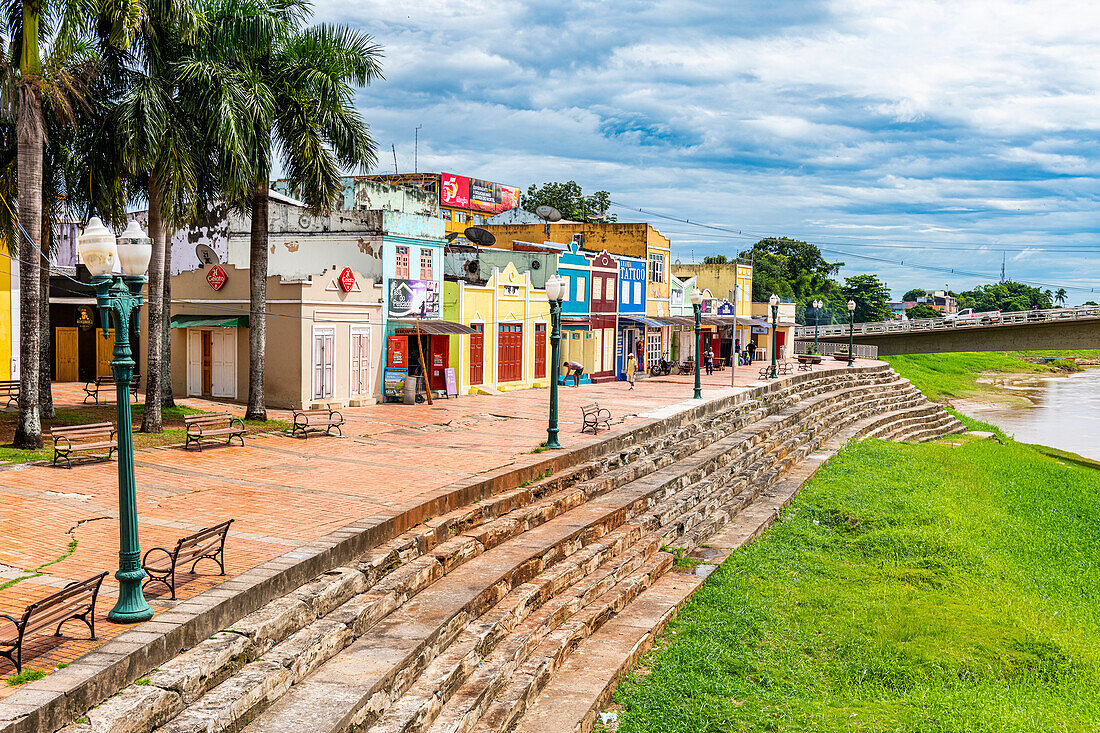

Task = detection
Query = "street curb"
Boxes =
[0,365,889,733]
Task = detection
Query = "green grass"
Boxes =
[884,352,1056,402]
[6,669,45,686]
[613,435,1100,732]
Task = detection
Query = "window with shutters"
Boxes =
[634,281,642,304]
[592,277,602,302]
[621,279,629,304]
[648,252,664,283]
[395,246,409,279]
[605,278,614,301]
[420,248,433,280]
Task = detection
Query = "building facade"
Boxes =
[361,172,521,235]
[554,241,593,385]
[588,250,618,383]
[617,255,648,378]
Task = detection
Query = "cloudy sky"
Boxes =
[314,0,1100,301]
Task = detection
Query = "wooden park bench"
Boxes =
[51,423,116,469]
[0,571,107,673]
[184,412,246,451]
[290,408,345,439]
[758,363,774,379]
[797,354,823,372]
[83,374,140,405]
[0,380,18,409]
[581,403,612,435]
[142,520,233,599]
[676,359,694,375]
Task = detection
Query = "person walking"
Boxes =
[563,360,585,386]
[704,346,714,375]
[626,352,637,390]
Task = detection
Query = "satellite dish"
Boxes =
[445,232,461,242]
[535,205,562,223]
[195,243,220,267]
[464,227,496,247]
[675,259,682,265]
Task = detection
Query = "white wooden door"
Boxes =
[592,329,603,372]
[350,327,371,395]
[313,329,334,399]
[187,329,202,396]
[212,329,236,398]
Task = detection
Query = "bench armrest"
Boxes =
[293,413,308,428]
[186,423,204,438]
[230,417,246,431]
[0,613,20,636]
[53,435,72,450]
[142,546,173,567]
[597,408,611,419]
[111,429,118,443]
[329,410,344,424]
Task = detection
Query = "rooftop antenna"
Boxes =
[414,124,422,173]
[1001,251,1006,282]
[391,144,398,175]
[534,205,562,239]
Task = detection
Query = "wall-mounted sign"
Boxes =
[468,178,521,215]
[338,267,356,293]
[440,173,470,208]
[206,264,228,291]
[76,306,95,330]
[387,278,440,318]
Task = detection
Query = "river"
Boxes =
[959,366,1100,461]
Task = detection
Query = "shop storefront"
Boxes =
[616,255,646,378]
[556,242,593,385]
[588,251,618,383]
[49,272,139,383]
[442,262,549,395]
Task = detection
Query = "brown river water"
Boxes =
[957,366,1100,460]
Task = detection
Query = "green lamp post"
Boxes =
[847,299,856,367]
[769,293,780,379]
[690,287,703,399]
[79,218,155,623]
[730,283,739,389]
[544,274,565,449]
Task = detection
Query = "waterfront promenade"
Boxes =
[0,361,865,688]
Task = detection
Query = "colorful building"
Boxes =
[588,250,618,383]
[443,262,551,395]
[616,254,649,378]
[555,241,593,385]
[0,249,16,380]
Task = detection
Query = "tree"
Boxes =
[201,0,381,421]
[905,304,942,319]
[840,273,892,323]
[1055,288,1067,307]
[1085,301,1098,306]
[738,237,842,307]
[902,288,926,302]
[521,181,616,222]
[956,281,1053,312]
[702,255,728,265]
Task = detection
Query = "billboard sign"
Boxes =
[468,178,521,214]
[440,173,470,208]
[387,278,440,318]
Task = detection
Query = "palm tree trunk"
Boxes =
[245,181,268,421]
[38,246,53,419]
[161,227,174,408]
[13,85,43,449]
[141,174,165,433]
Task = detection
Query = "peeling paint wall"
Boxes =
[272,177,439,217]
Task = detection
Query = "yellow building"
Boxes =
[0,249,15,380]
[670,262,753,318]
[444,262,551,394]
[750,301,797,361]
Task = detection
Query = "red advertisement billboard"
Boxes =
[440,172,520,215]
[440,173,470,208]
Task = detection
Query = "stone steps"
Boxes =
[51,367,965,733]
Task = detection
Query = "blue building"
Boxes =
[555,241,593,385]
[615,254,650,378]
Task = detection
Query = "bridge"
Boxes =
[794,305,1100,356]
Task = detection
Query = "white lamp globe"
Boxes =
[545,274,564,302]
[768,293,780,307]
[78,217,118,277]
[847,299,856,311]
[813,299,823,309]
[117,220,153,276]
[689,288,703,306]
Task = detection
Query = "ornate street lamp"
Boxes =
[847,299,857,367]
[689,288,703,399]
[544,274,565,449]
[769,293,780,378]
[731,283,739,389]
[79,217,155,623]
[812,299,823,352]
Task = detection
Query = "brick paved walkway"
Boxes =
[0,359,866,688]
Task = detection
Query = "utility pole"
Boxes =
[414,125,422,173]
[392,144,398,175]
[1001,252,1006,283]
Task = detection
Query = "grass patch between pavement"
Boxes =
[883,351,1088,402]
[612,431,1100,732]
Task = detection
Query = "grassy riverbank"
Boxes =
[885,350,1095,402]
[611,432,1100,732]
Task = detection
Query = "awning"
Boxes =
[170,314,249,329]
[619,315,671,329]
[658,316,697,327]
[391,319,477,336]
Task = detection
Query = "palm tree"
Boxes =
[193,0,381,420]
[1055,288,1067,307]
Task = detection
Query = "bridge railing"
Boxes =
[793,305,1100,339]
[793,341,879,360]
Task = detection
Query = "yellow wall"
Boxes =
[671,262,754,317]
[449,262,551,394]
[0,251,11,379]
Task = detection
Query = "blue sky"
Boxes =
[313,0,1100,302]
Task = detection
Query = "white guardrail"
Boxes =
[793,305,1100,339]
[792,341,879,360]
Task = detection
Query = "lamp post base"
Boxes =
[109,567,154,622]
